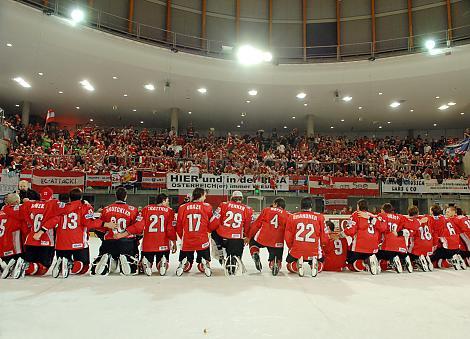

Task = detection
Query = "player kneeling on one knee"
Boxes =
[114,193,177,276]
[284,197,329,278]
[209,191,253,276]
[91,187,140,276]
[37,188,114,278]
[321,221,348,272]
[344,200,385,275]
[0,193,28,279]
[176,188,215,277]
[247,197,289,276]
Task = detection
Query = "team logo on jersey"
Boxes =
[85,213,95,219]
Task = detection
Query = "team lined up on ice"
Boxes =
[1,186,469,279]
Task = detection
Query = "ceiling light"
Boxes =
[303,103,308,107]
[438,105,449,110]
[76,106,80,110]
[237,125,241,128]
[89,118,93,122]
[123,94,128,97]
[330,126,334,129]
[140,121,144,124]
[79,79,94,91]
[283,126,287,129]
[390,101,400,108]
[38,72,44,76]
[448,102,456,106]
[292,116,296,119]
[112,76,118,80]
[132,109,137,112]
[435,96,440,99]
[58,91,63,94]
[460,112,465,115]
[425,39,436,50]
[378,92,383,95]
[248,89,258,96]
[296,92,306,99]
[379,126,383,129]
[144,83,155,91]
[236,45,272,65]
[70,8,85,24]
[433,123,437,126]
[342,96,352,102]
[246,100,251,103]
[13,77,31,88]
[358,106,363,110]
[387,121,391,124]
[340,119,345,122]
[241,112,246,117]
[15,104,20,107]
[410,109,414,112]
[188,111,192,115]
[6,43,12,47]
[197,87,207,94]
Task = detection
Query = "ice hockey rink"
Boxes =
[1,237,470,339]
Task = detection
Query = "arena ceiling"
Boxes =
[0,0,469,134]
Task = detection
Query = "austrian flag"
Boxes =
[45,109,56,124]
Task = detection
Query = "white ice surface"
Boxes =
[1,237,470,339]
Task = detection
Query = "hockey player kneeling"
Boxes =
[209,191,253,276]
[114,193,177,276]
[284,197,329,277]
[91,187,139,276]
[176,188,215,277]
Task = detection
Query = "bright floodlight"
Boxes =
[438,105,449,110]
[144,83,155,91]
[425,39,436,50]
[390,101,401,108]
[71,8,85,24]
[248,89,258,96]
[13,77,31,88]
[80,79,94,91]
[197,87,207,94]
[237,45,272,65]
[296,92,307,99]
[448,102,456,106]
[342,96,352,102]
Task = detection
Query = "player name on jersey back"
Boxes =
[292,213,320,221]
[105,206,132,216]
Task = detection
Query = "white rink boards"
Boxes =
[1,237,470,339]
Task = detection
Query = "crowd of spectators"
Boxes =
[0,122,465,181]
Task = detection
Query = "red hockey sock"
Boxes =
[25,263,38,275]
[156,261,169,271]
[317,261,324,273]
[35,264,49,276]
[71,262,89,275]
[348,260,366,272]
[380,260,389,271]
[249,246,260,257]
[197,261,210,273]
[287,261,298,273]
[183,261,192,273]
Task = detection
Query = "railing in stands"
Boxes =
[14,0,470,64]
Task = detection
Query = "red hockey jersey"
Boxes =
[322,237,348,271]
[404,216,433,256]
[378,212,408,253]
[42,200,103,251]
[126,205,176,252]
[176,202,214,251]
[344,211,385,254]
[22,199,66,247]
[249,207,290,248]
[0,206,26,257]
[99,201,139,240]
[285,211,329,260]
[429,215,460,250]
[210,201,253,239]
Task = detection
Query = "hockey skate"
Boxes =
[224,255,234,276]
[52,257,63,278]
[1,259,16,279]
[0,259,6,273]
[466,257,470,267]
[417,255,429,272]
[141,257,152,276]
[403,256,413,273]
[311,257,318,277]
[271,257,280,276]
[451,254,461,270]
[234,256,244,276]
[391,256,403,273]
[176,258,188,276]
[119,255,138,276]
[158,256,168,276]
[95,254,110,275]
[201,258,211,277]
[425,255,434,271]
[456,254,466,270]
[297,257,304,277]
[252,252,262,272]
[61,258,71,279]
[366,254,379,275]
[13,258,26,279]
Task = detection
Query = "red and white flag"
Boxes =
[86,174,112,188]
[30,170,85,194]
[142,172,166,189]
[45,109,56,124]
